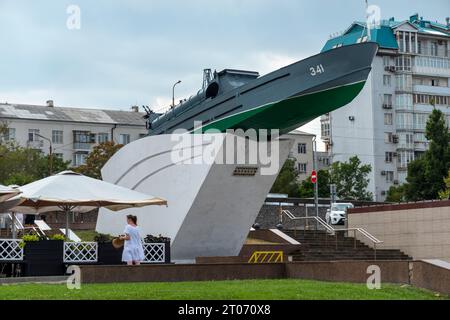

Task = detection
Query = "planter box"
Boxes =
[23,241,64,277]
[98,242,123,265]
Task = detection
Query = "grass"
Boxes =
[74,230,103,242]
[0,279,447,300]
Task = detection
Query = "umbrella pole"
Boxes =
[65,209,70,240]
[11,212,17,240]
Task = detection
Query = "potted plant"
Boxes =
[22,234,65,277]
[144,234,171,264]
[96,234,123,265]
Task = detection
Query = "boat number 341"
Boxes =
[310,64,325,76]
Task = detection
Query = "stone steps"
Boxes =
[284,230,411,262]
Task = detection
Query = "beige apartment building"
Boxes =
[0,101,148,167]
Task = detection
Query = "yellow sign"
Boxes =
[248,251,284,264]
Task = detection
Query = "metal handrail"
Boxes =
[281,210,383,259]
[6,214,46,238]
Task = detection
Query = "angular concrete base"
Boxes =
[96,134,293,262]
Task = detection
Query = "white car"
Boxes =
[325,203,355,225]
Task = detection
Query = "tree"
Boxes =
[405,109,450,200]
[329,156,373,201]
[270,158,301,197]
[299,169,331,198]
[439,170,450,200]
[386,185,407,203]
[74,141,123,179]
[0,143,70,185]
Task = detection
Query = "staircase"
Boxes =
[284,230,411,261]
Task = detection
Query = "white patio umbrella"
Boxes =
[0,185,22,239]
[5,171,167,238]
[0,184,21,203]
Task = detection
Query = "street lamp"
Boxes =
[36,133,53,176]
[172,80,182,109]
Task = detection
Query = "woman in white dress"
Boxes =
[120,215,145,266]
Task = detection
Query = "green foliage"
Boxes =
[329,156,373,201]
[0,143,70,185]
[299,170,331,198]
[270,158,301,197]
[74,142,123,179]
[49,234,66,241]
[93,233,113,243]
[405,109,450,201]
[386,185,407,203]
[20,234,40,247]
[439,170,450,200]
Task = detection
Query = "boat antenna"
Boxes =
[202,69,213,91]
[364,0,372,41]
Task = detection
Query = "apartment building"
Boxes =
[0,101,149,167]
[284,130,316,182]
[320,14,450,201]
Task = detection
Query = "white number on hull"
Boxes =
[310,64,325,76]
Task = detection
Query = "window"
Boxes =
[119,134,131,145]
[97,133,109,144]
[395,55,412,71]
[52,130,63,144]
[385,132,393,143]
[385,152,394,163]
[73,152,88,167]
[383,75,391,86]
[73,131,95,150]
[383,56,391,66]
[431,79,439,87]
[1,128,15,141]
[384,113,393,125]
[298,163,307,174]
[396,113,413,130]
[321,122,330,137]
[395,94,413,111]
[431,42,438,56]
[298,143,307,154]
[28,129,40,142]
[398,151,415,169]
[386,171,394,183]
[396,74,412,91]
[413,113,428,131]
[383,94,393,108]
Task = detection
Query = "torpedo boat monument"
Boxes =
[96,42,378,263]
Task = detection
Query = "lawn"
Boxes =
[0,279,447,300]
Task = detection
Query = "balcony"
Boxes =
[413,56,450,77]
[413,85,450,96]
[414,142,428,152]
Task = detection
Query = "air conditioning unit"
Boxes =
[382,104,393,110]
[394,180,400,185]
[393,152,398,157]
[381,171,387,176]
[392,135,399,144]
[389,66,396,72]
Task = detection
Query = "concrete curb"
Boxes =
[0,276,69,285]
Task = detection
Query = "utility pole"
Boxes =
[36,134,53,175]
[312,137,319,218]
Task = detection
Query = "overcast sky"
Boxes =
[0,0,448,148]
